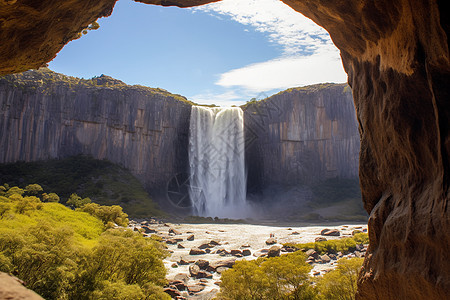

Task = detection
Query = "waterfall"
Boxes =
[189,106,247,218]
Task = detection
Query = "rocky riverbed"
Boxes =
[129,220,368,300]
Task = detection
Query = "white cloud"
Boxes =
[217,49,347,92]
[191,0,347,105]
[193,0,334,56]
[190,90,252,107]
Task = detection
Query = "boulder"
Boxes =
[174,273,189,283]
[169,280,187,291]
[141,226,157,234]
[169,228,182,235]
[164,288,181,298]
[265,237,277,245]
[216,267,229,274]
[267,246,281,257]
[320,254,331,263]
[187,284,205,293]
[198,243,211,249]
[305,249,318,258]
[189,264,200,277]
[210,258,236,270]
[230,249,242,256]
[242,249,251,256]
[189,248,206,255]
[195,259,209,270]
[209,240,221,246]
[320,229,340,236]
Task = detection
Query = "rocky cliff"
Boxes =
[0,68,192,203]
[243,83,359,191]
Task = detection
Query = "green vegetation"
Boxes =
[218,251,363,300]
[0,155,165,218]
[0,68,195,105]
[183,215,248,224]
[308,178,367,222]
[285,233,369,255]
[0,184,170,300]
[218,251,316,300]
[316,257,363,300]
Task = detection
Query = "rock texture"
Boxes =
[0,0,448,299]
[0,272,44,300]
[0,69,191,203]
[243,83,359,190]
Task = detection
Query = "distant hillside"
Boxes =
[0,155,165,218]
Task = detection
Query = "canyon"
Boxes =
[0,0,448,298]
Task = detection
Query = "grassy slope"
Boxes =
[0,155,165,218]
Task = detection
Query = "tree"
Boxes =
[316,257,363,300]
[67,193,91,208]
[218,251,317,300]
[42,192,60,203]
[25,184,43,195]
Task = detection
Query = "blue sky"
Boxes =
[49,0,347,106]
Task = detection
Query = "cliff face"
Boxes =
[243,84,359,191]
[0,69,191,200]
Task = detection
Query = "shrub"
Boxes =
[218,251,317,300]
[316,257,363,300]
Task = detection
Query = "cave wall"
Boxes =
[0,0,448,298]
[243,83,359,191]
[0,69,191,200]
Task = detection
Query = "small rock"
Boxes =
[328,253,337,260]
[178,243,185,249]
[174,273,189,283]
[189,264,200,277]
[199,279,209,283]
[320,254,331,263]
[320,229,340,236]
[290,231,300,235]
[141,226,157,234]
[287,228,292,230]
[195,259,210,270]
[315,237,327,242]
[242,249,251,256]
[196,270,213,279]
[198,243,211,249]
[169,228,182,235]
[266,237,277,245]
[210,258,236,270]
[189,248,206,255]
[187,234,194,241]
[209,240,221,246]
[214,281,221,286]
[164,288,181,298]
[166,239,178,245]
[267,246,281,257]
[216,267,229,274]
[230,249,242,256]
[188,284,205,293]
[282,246,297,253]
[169,280,186,291]
[305,249,318,258]
[313,271,321,276]
[178,258,193,265]
[172,263,178,268]
[205,248,211,254]
[240,243,251,248]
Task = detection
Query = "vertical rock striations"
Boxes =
[243,83,359,191]
[0,69,192,200]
